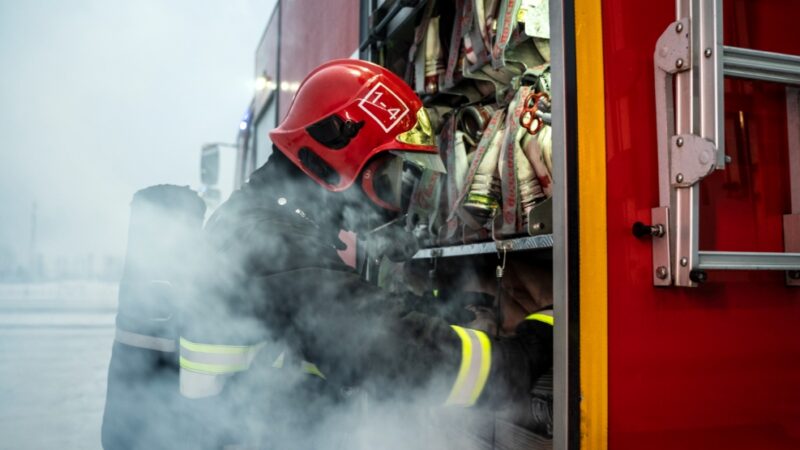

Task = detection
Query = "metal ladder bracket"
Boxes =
[651,207,672,286]
[653,17,692,208]
[655,19,691,75]
[670,134,717,187]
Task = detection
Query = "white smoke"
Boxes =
[0,2,554,448]
[0,1,277,449]
[97,166,553,449]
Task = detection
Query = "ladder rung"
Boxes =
[698,251,800,271]
[723,46,800,85]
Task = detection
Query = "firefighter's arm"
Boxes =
[251,267,553,408]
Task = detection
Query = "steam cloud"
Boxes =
[102,171,528,450]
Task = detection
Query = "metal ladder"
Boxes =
[646,0,800,287]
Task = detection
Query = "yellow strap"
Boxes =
[179,337,254,354]
[526,312,554,326]
[445,325,492,407]
[179,356,247,375]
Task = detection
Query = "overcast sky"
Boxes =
[0,0,276,267]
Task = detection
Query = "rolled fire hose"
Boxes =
[522,130,553,198]
[463,125,505,222]
[516,130,546,223]
[424,16,444,94]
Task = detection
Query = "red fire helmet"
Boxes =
[269,59,443,192]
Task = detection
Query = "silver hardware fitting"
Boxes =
[671,134,718,187]
[496,247,508,279]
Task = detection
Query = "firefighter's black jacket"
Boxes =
[180,151,553,448]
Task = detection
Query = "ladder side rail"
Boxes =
[786,88,800,285]
[672,0,701,287]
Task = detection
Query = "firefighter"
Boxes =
[178,59,553,449]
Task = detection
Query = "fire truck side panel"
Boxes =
[254,8,279,120]
[603,0,800,448]
[278,0,360,121]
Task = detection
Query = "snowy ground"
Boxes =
[0,282,117,450]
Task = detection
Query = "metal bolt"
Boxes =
[532,222,545,231]
[277,197,287,206]
[675,58,684,68]
[704,48,713,58]
[676,173,684,183]
[676,137,684,147]
[675,22,684,33]
[680,257,688,267]
[656,266,668,279]
[789,271,800,280]
[725,155,732,163]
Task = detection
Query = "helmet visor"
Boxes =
[364,155,425,212]
[394,108,445,173]
[396,107,435,147]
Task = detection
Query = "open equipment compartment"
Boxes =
[359,1,575,448]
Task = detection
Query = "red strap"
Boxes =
[497,86,530,236]
[492,0,521,69]
[444,0,466,88]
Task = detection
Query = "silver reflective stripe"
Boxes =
[115,328,176,352]
[272,351,286,368]
[180,369,227,399]
[446,326,492,407]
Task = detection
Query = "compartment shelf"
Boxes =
[413,234,554,259]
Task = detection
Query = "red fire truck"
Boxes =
[198,0,800,448]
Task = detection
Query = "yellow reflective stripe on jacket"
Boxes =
[179,337,263,375]
[445,325,492,407]
[179,357,248,375]
[301,361,326,380]
[525,309,554,326]
[272,351,325,379]
[272,351,286,368]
